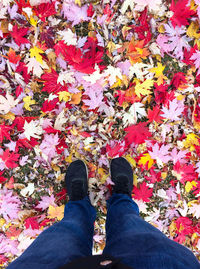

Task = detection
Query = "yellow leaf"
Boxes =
[149,62,167,85]
[125,154,136,167]
[194,38,200,50]
[98,167,108,184]
[158,24,165,33]
[186,21,200,39]
[176,94,185,101]
[75,0,81,6]
[0,218,5,227]
[58,91,71,102]
[190,0,197,11]
[107,41,116,53]
[122,74,129,88]
[161,172,167,179]
[1,112,15,121]
[110,77,122,88]
[70,125,78,136]
[194,120,200,131]
[135,79,154,98]
[51,163,60,172]
[187,199,198,207]
[122,26,132,39]
[48,205,64,221]
[29,16,37,26]
[149,62,165,77]
[133,174,137,187]
[29,46,45,64]
[183,133,200,151]
[185,181,197,193]
[138,153,154,169]
[23,96,36,111]
[65,154,73,163]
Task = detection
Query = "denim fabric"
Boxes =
[7,193,200,269]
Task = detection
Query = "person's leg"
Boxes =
[103,193,200,269]
[7,195,96,269]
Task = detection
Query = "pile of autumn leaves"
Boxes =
[1,0,200,266]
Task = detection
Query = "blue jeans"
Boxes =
[7,193,200,269]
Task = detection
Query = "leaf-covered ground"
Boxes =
[1,0,200,266]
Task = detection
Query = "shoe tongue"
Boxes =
[72,178,84,182]
[116,174,129,181]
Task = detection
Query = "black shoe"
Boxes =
[65,159,88,201]
[110,157,133,198]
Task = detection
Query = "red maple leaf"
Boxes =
[124,122,152,145]
[106,141,126,158]
[0,123,12,143]
[132,182,153,202]
[5,225,22,238]
[153,83,169,105]
[10,24,30,46]
[44,126,62,134]
[15,0,32,13]
[147,106,164,123]
[15,85,24,98]
[0,149,20,169]
[41,98,59,112]
[40,27,55,48]
[11,116,38,131]
[33,2,57,23]
[173,161,198,185]
[144,167,162,183]
[73,58,96,74]
[0,171,7,183]
[61,44,96,74]
[16,138,34,151]
[56,138,68,155]
[16,61,31,84]
[114,90,126,106]
[170,72,187,88]
[54,41,82,64]
[87,3,95,17]
[41,69,68,94]
[170,0,196,28]
[174,217,193,244]
[55,188,67,203]
[54,39,103,74]
[24,216,39,229]
[183,45,198,65]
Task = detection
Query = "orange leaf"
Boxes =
[69,92,82,105]
[48,205,64,221]
[7,48,21,64]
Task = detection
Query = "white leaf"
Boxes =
[177,200,188,217]
[23,120,43,140]
[26,57,49,78]
[82,64,103,83]
[120,0,134,14]
[20,183,35,197]
[103,65,123,86]
[17,234,34,252]
[0,91,20,114]
[54,109,67,131]
[57,29,77,45]
[188,203,200,219]
[57,70,75,85]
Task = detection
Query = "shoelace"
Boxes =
[113,175,130,195]
[71,180,85,200]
